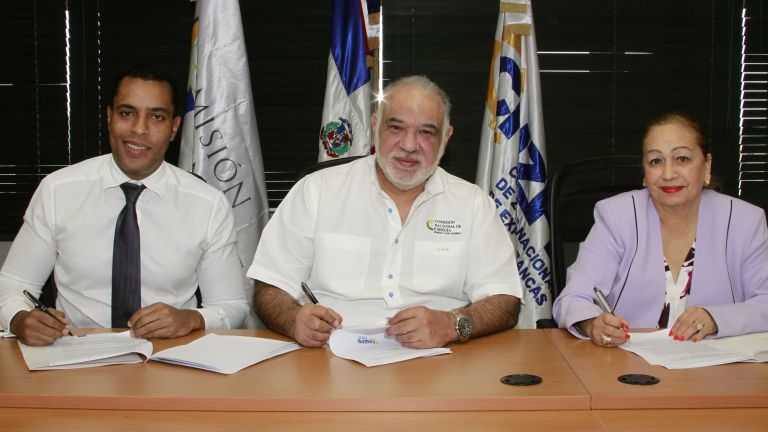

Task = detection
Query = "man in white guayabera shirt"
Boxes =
[249,75,523,349]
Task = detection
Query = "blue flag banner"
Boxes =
[318,0,373,161]
[475,0,551,328]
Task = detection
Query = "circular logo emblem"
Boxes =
[319,117,353,158]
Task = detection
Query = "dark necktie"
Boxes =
[112,182,146,328]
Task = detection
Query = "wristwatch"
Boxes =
[450,310,473,343]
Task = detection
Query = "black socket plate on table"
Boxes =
[500,374,543,386]
[617,374,660,385]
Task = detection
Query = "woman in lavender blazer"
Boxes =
[553,113,768,347]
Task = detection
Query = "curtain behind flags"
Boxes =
[179,0,270,324]
[318,0,374,161]
[475,0,550,328]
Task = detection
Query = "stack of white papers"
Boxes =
[150,334,301,374]
[19,332,152,370]
[18,332,301,374]
[329,325,451,367]
[620,329,768,369]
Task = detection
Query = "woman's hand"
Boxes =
[669,307,718,342]
[577,313,631,347]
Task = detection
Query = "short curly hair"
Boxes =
[110,64,180,117]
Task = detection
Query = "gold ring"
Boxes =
[601,334,611,344]
[696,322,704,331]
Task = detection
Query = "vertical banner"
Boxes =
[318,0,374,161]
[179,0,270,326]
[475,0,551,328]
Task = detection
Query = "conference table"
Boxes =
[545,329,768,432]
[0,329,765,431]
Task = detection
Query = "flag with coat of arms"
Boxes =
[475,0,551,328]
[178,0,270,326]
[318,0,374,161]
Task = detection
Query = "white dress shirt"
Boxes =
[0,155,249,330]
[247,156,522,326]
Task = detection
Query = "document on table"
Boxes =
[328,324,451,367]
[620,329,768,369]
[19,332,302,374]
[150,334,301,374]
[18,331,153,370]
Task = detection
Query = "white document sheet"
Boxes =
[620,329,768,369]
[18,331,152,370]
[328,325,451,367]
[150,334,301,374]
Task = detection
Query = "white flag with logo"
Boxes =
[318,0,373,161]
[179,0,270,327]
[476,0,551,328]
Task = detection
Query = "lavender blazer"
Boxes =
[553,189,768,338]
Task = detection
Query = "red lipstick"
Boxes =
[661,186,683,193]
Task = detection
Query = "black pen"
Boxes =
[22,289,75,336]
[593,287,612,314]
[300,282,319,305]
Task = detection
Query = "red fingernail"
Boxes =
[668,330,673,336]
[674,335,680,341]
[624,333,630,340]
[693,338,699,342]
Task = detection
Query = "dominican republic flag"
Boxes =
[178,0,270,326]
[475,0,551,328]
[318,0,373,161]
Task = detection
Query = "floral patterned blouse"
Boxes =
[658,241,696,328]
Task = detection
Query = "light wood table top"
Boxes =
[4,329,767,430]
[0,408,605,432]
[0,328,589,412]
[546,329,768,409]
[594,409,768,432]
[3,407,767,432]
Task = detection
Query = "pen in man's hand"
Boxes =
[22,289,75,336]
[300,282,319,305]
[593,287,612,314]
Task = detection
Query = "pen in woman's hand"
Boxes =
[593,287,612,314]
[22,289,75,336]
[593,287,630,336]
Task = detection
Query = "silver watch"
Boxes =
[450,310,473,343]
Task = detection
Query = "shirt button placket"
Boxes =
[384,204,402,306]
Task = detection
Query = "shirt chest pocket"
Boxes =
[412,240,468,294]
[314,233,371,297]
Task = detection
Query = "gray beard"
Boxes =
[376,151,439,191]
